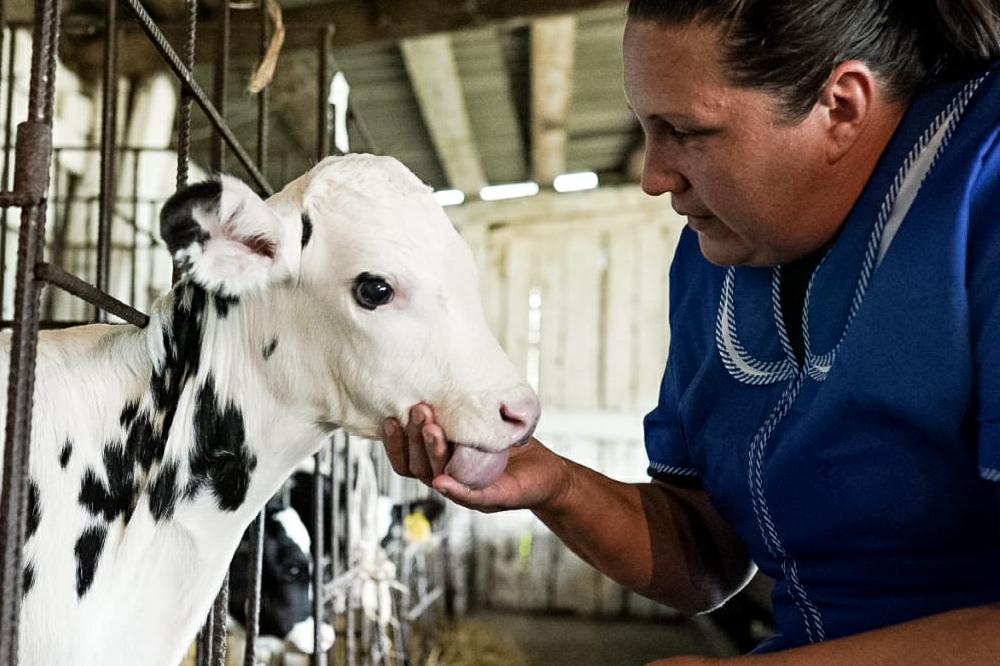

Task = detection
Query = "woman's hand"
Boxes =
[381,404,572,513]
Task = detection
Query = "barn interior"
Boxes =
[0,0,774,663]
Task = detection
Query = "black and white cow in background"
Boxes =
[228,497,335,654]
[4,154,540,666]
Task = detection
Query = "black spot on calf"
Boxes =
[75,526,107,598]
[59,440,73,468]
[22,561,34,597]
[187,375,257,512]
[159,179,220,258]
[263,337,278,360]
[26,481,40,539]
[129,412,163,473]
[300,213,313,248]
[78,442,138,525]
[119,400,139,429]
[213,294,240,318]
[149,461,180,522]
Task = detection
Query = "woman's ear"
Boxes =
[817,60,877,164]
[159,175,301,295]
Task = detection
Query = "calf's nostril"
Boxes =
[500,402,530,427]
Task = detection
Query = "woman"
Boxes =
[382,0,1000,661]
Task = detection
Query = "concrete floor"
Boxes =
[469,611,739,666]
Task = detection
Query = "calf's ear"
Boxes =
[159,175,301,296]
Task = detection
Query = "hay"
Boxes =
[424,620,531,666]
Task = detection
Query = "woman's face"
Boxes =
[624,19,843,266]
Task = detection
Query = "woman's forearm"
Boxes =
[532,454,754,614]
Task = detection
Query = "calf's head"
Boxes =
[160,154,539,487]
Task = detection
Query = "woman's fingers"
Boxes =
[382,418,408,474]
[421,423,450,477]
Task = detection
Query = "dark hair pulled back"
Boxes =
[627,0,1000,120]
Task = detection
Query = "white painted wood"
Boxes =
[563,233,602,409]
[400,34,486,195]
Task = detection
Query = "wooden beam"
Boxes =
[400,34,486,194]
[48,0,627,61]
[530,15,577,186]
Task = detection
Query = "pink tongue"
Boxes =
[445,446,509,489]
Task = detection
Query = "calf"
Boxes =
[228,498,334,654]
[5,154,539,666]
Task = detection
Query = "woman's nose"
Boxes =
[641,143,689,196]
[641,159,689,196]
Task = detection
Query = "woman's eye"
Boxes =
[352,273,395,310]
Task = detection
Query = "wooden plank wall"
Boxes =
[449,186,687,618]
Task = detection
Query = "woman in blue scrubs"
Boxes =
[382,0,1000,660]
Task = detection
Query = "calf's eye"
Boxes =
[352,273,394,310]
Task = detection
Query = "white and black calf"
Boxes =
[228,498,334,654]
[5,154,539,666]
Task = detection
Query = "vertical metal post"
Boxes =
[1,30,18,319]
[316,27,332,162]
[129,150,138,307]
[256,0,269,176]
[0,0,60,660]
[176,0,196,191]
[210,0,229,172]
[242,512,265,666]
[96,0,118,322]
[312,452,326,666]
[344,434,355,666]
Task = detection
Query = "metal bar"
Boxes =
[95,0,118,322]
[210,573,229,666]
[176,0,195,192]
[312,452,326,665]
[1,29,17,319]
[129,153,138,306]
[256,0,269,176]
[317,27,332,162]
[210,0,229,172]
[0,0,60,656]
[34,262,149,327]
[120,0,272,194]
[242,512,264,666]
[344,434,355,666]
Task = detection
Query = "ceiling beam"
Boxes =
[530,15,576,186]
[400,34,486,194]
[48,0,627,61]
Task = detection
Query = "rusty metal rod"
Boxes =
[120,0,272,194]
[96,0,118,322]
[242,512,265,666]
[1,31,18,319]
[0,0,60,657]
[210,0,229,172]
[312,452,326,665]
[34,262,149,327]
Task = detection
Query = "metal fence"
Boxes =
[0,2,448,664]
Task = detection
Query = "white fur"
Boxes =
[3,154,538,666]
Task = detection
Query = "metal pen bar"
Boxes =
[317,27,332,162]
[1,30,18,318]
[34,262,149,327]
[242,512,265,666]
[210,0,229,172]
[120,0,272,195]
[0,0,60,656]
[95,0,117,323]
[312,452,326,666]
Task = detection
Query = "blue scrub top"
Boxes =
[644,59,1000,652]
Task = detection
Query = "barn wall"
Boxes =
[448,186,687,617]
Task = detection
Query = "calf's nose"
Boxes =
[499,391,541,444]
